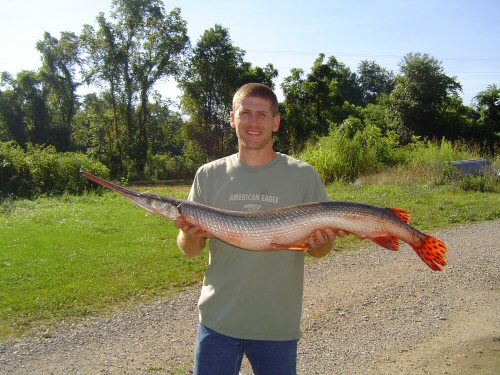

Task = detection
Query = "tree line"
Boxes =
[1,0,498,180]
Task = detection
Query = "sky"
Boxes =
[1,0,499,106]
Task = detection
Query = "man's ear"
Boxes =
[230,111,236,128]
[273,115,281,132]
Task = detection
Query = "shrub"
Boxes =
[0,141,32,197]
[300,123,399,183]
[0,141,109,197]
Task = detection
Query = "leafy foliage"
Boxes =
[37,31,81,151]
[179,25,278,162]
[387,53,463,142]
[300,122,399,182]
[0,71,50,146]
[0,141,108,197]
[356,60,395,105]
[80,0,189,177]
[472,84,500,154]
[0,0,498,185]
[144,152,195,180]
[281,54,362,152]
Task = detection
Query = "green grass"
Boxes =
[327,181,500,226]
[0,184,207,340]
[1,180,499,341]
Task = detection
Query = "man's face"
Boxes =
[230,96,280,152]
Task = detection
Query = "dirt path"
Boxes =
[1,220,499,374]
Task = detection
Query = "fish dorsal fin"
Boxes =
[388,208,411,223]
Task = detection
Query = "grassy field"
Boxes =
[1,179,499,341]
[0,183,206,339]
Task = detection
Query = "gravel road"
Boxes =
[1,220,499,374]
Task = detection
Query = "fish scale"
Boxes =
[81,171,448,271]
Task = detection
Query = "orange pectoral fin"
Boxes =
[411,235,448,271]
[270,241,308,251]
[370,235,400,251]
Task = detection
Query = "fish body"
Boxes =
[81,171,447,271]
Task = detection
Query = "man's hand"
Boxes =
[175,217,212,258]
[307,228,348,258]
[175,217,212,238]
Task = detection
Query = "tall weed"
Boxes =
[402,138,478,168]
[361,138,498,191]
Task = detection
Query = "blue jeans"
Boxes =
[194,324,298,375]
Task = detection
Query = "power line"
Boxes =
[247,49,500,63]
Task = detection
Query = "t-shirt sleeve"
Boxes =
[188,167,204,204]
[303,165,328,203]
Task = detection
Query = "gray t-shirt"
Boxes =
[188,153,327,340]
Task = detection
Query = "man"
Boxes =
[176,83,338,374]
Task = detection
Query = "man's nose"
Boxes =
[249,113,259,124]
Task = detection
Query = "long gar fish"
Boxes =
[81,171,447,271]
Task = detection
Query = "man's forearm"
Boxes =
[176,231,206,258]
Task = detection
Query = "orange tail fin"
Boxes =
[411,235,448,271]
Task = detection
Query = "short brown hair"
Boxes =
[232,83,279,116]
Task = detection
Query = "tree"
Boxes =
[281,68,309,153]
[81,12,126,172]
[281,54,361,152]
[180,25,243,161]
[306,54,362,126]
[475,84,500,132]
[81,0,189,177]
[147,97,184,156]
[179,24,277,162]
[36,31,81,150]
[473,84,500,154]
[0,73,27,144]
[0,71,51,146]
[388,53,462,142]
[239,63,278,89]
[72,92,120,168]
[357,60,395,105]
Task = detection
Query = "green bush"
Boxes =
[0,141,109,197]
[0,141,32,197]
[300,122,399,183]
